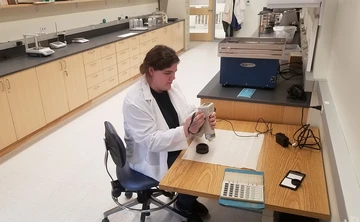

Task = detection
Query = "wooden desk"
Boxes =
[160,120,330,220]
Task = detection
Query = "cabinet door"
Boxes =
[164,26,173,49]
[36,60,69,123]
[63,54,89,110]
[5,68,46,139]
[174,22,184,51]
[0,78,17,149]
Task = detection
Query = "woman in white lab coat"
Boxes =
[123,45,216,222]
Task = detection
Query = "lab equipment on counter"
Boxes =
[72,37,89,43]
[273,26,297,43]
[49,22,67,49]
[218,37,286,89]
[23,34,54,57]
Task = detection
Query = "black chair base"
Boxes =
[103,192,187,222]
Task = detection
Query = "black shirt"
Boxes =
[150,87,181,168]
[150,88,179,129]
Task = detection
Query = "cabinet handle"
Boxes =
[109,78,114,82]
[89,50,95,55]
[94,85,100,90]
[106,56,112,60]
[90,62,97,67]
[107,67,113,71]
[92,74,98,78]
[6,79,11,90]
[132,47,137,50]
[63,60,67,69]
[59,61,63,70]
[120,51,126,55]
[121,62,126,65]
[64,71,68,76]
[0,80,4,92]
[105,45,111,49]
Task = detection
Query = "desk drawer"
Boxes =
[130,64,140,77]
[116,49,129,63]
[84,59,103,76]
[149,30,158,40]
[129,55,140,67]
[118,69,131,84]
[128,36,139,48]
[102,54,117,68]
[104,75,119,91]
[100,43,115,57]
[150,38,158,48]
[88,82,105,100]
[129,45,140,57]
[140,41,150,54]
[86,70,104,88]
[117,59,130,73]
[103,65,118,80]
[83,48,101,64]
[116,39,129,52]
[139,33,150,43]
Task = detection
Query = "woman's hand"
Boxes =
[209,112,216,129]
[183,111,205,137]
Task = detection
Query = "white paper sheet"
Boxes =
[182,129,264,170]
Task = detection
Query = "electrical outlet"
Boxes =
[40,27,46,32]
[246,0,250,6]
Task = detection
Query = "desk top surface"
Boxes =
[197,72,311,108]
[159,120,330,220]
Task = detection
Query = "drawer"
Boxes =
[103,65,118,80]
[129,45,140,57]
[116,39,129,52]
[130,64,140,77]
[84,59,103,76]
[102,54,117,68]
[129,55,140,67]
[86,71,104,88]
[118,69,131,84]
[140,52,147,62]
[128,36,139,48]
[149,30,158,39]
[150,38,158,49]
[117,59,130,73]
[116,49,129,63]
[140,41,150,54]
[100,43,116,57]
[139,32,150,43]
[104,75,119,91]
[88,83,105,100]
[83,48,101,64]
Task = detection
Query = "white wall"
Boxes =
[312,0,339,79]
[325,0,360,186]
[234,0,267,37]
[0,0,158,43]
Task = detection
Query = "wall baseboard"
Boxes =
[317,80,360,222]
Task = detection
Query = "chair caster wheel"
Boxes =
[125,191,133,199]
[102,218,110,222]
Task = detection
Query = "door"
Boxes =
[5,68,46,139]
[189,0,214,41]
[0,78,17,150]
[36,60,69,123]
[63,54,89,110]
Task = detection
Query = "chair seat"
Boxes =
[117,163,159,191]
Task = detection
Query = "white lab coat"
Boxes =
[222,0,246,24]
[123,76,196,181]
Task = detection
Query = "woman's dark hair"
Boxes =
[139,45,180,75]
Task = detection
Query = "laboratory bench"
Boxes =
[198,72,311,125]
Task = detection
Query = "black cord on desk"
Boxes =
[216,118,277,137]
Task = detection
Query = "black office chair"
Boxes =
[102,121,186,222]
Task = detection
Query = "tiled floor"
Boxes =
[0,42,261,222]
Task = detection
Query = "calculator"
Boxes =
[220,171,264,203]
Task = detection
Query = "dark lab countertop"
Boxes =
[0,20,183,77]
[197,72,311,108]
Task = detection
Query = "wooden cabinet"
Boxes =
[172,21,185,52]
[158,26,173,49]
[4,69,45,139]
[63,54,89,110]
[36,60,69,123]
[0,78,17,150]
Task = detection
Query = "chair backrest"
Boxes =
[104,121,126,168]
